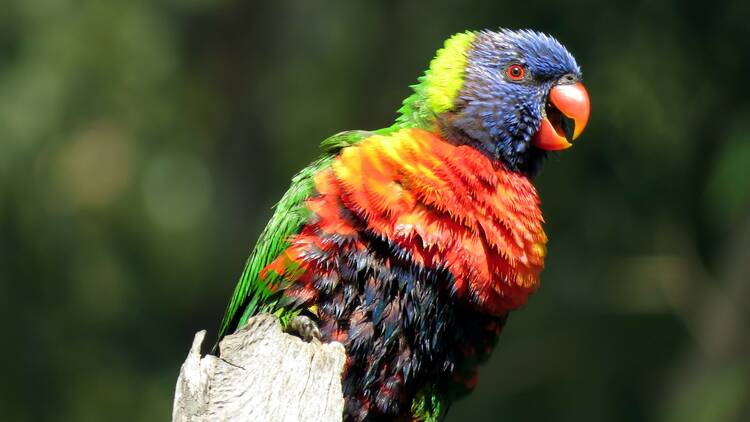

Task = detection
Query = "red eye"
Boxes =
[506,64,526,80]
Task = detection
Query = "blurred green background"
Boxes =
[2,0,749,421]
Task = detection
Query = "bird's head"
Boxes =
[402,29,590,175]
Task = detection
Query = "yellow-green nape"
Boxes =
[425,31,476,113]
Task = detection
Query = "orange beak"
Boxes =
[531,82,590,151]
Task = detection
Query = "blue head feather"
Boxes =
[447,29,582,175]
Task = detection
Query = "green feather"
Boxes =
[215,130,372,346]
[411,387,448,422]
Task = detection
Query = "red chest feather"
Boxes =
[272,129,547,316]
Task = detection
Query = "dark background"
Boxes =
[1,1,749,421]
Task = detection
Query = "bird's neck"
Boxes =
[392,75,439,132]
[390,77,467,146]
[389,76,546,178]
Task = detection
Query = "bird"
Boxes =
[217,28,590,421]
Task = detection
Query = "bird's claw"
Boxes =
[287,314,322,342]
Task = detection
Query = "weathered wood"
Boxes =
[172,314,346,422]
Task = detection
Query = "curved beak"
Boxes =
[531,82,590,151]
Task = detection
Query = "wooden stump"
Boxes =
[172,314,346,421]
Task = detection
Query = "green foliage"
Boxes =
[705,126,750,228]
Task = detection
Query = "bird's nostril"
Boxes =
[559,74,577,85]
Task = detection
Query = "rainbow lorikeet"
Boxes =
[217,29,590,421]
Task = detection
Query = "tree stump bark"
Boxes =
[172,314,346,421]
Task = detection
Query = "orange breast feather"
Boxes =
[268,128,547,315]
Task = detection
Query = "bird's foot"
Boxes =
[287,314,322,342]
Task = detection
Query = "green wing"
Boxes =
[216,130,375,344]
